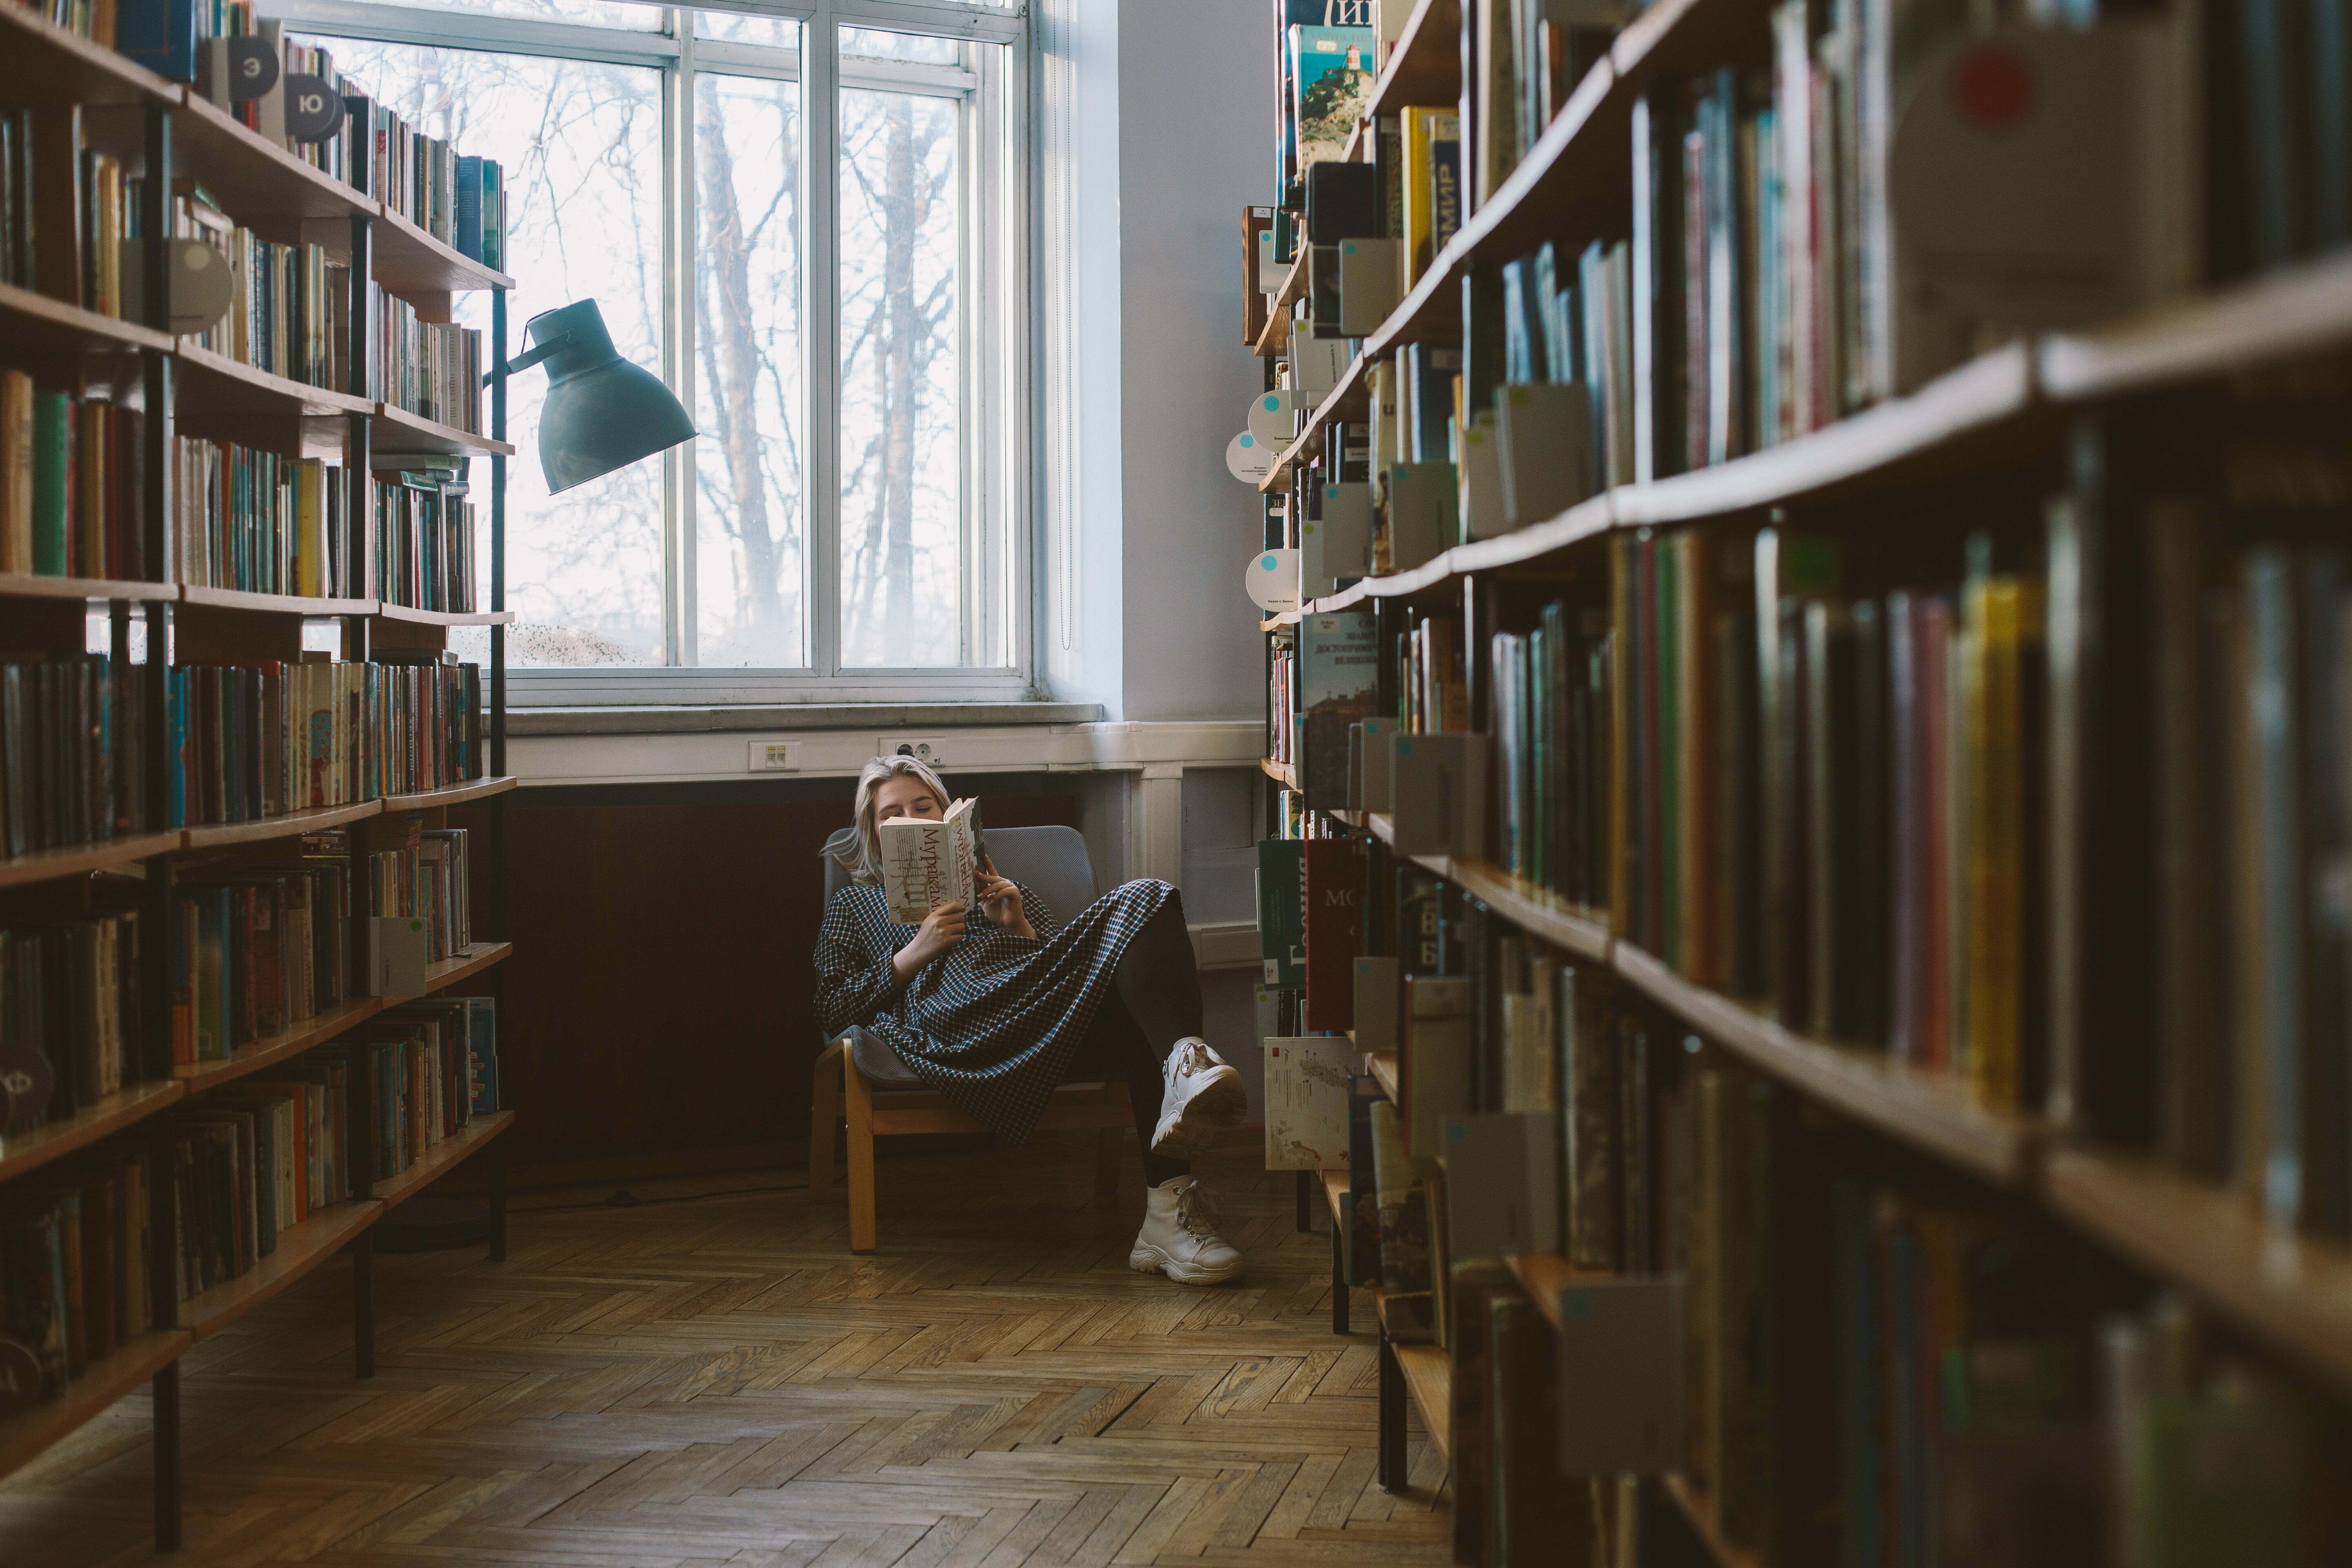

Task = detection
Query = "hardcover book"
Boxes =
[1299,611,1379,809]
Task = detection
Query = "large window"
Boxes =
[278,0,1027,697]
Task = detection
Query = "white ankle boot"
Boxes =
[1129,1174,1245,1285]
[1151,1037,1247,1154]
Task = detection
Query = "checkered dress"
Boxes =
[814,875,1178,1145]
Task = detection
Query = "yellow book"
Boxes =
[1962,573,2038,1112]
[75,399,105,576]
[0,368,33,573]
[294,458,326,597]
[1401,106,1459,288]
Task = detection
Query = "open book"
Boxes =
[878,797,985,924]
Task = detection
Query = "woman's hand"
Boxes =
[977,863,1035,940]
[891,900,969,984]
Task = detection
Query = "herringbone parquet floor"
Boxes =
[0,1134,1448,1566]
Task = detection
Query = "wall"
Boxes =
[1045,0,1274,723]
[1116,0,1276,722]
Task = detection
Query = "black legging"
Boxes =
[1064,889,1205,1187]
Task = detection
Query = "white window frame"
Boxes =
[268,0,1035,705]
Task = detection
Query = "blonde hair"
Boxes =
[833,753,953,885]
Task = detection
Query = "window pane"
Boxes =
[694,7,797,45]
[354,0,663,26]
[841,27,962,65]
[694,66,806,667]
[837,76,962,668]
[294,38,668,667]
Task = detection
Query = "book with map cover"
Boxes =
[878,798,985,924]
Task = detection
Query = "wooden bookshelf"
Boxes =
[2042,1148,2352,1403]
[0,1330,193,1484]
[1365,1051,1400,1104]
[0,11,520,1549]
[170,88,373,226]
[1609,344,2040,530]
[0,4,172,105]
[1321,1168,1352,1229]
[375,603,518,627]
[0,830,183,890]
[369,203,517,297]
[180,799,385,851]
[1258,757,1299,791]
[382,776,522,813]
[377,1111,516,1209]
[177,997,388,1094]
[178,584,379,617]
[1662,1474,1764,1568]
[1432,858,1612,964]
[0,572,178,604]
[0,278,174,356]
[1612,944,2038,1189]
[174,341,374,421]
[2038,246,2352,403]
[0,1078,188,1185]
[425,942,515,993]
[372,402,519,458]
[1375,1292,1452,1461]
[1366,0,1462,117]
[1503,1254,1603,1332]
[181,1199,384,1341]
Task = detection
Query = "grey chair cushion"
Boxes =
[845,1027,925,1087]
[824,823,1100,1091]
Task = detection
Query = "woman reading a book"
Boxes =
[815,754,1249,1284]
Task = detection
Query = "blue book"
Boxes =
[454,156,483,262]
[115,0,198,81]
[166,668,187,829]
[462,997,499,1115]
[479,160,502,271]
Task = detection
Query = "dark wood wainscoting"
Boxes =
[452,776,1083,1174]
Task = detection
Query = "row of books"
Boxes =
[0,985,501,1407]
[375,467,477,612]
[370,284,484,435]
[176,437,479,607]
[165,997,495,1299]
[0,910,159,1134]
[1488,601,1612,914]
[171,851,357,1065]
[1267,635,1297,767]
[1268,837,2349,1564]
[0,1147,163,1399]
[0,655,149,858]
[172,189,347,394]
[173,437,355,599]
[0,376,147,581]
[19,0,509,270]
[167,655,486,829]
[0,109,134,321]
[368,818,473,965]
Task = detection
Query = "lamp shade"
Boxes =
[522,300,696,494]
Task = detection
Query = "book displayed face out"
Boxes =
[878,797,983,925]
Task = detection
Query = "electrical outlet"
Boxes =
[748,740,796,772]
[881,738,945,766]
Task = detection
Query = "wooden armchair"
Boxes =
[808,824,1131,1253]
